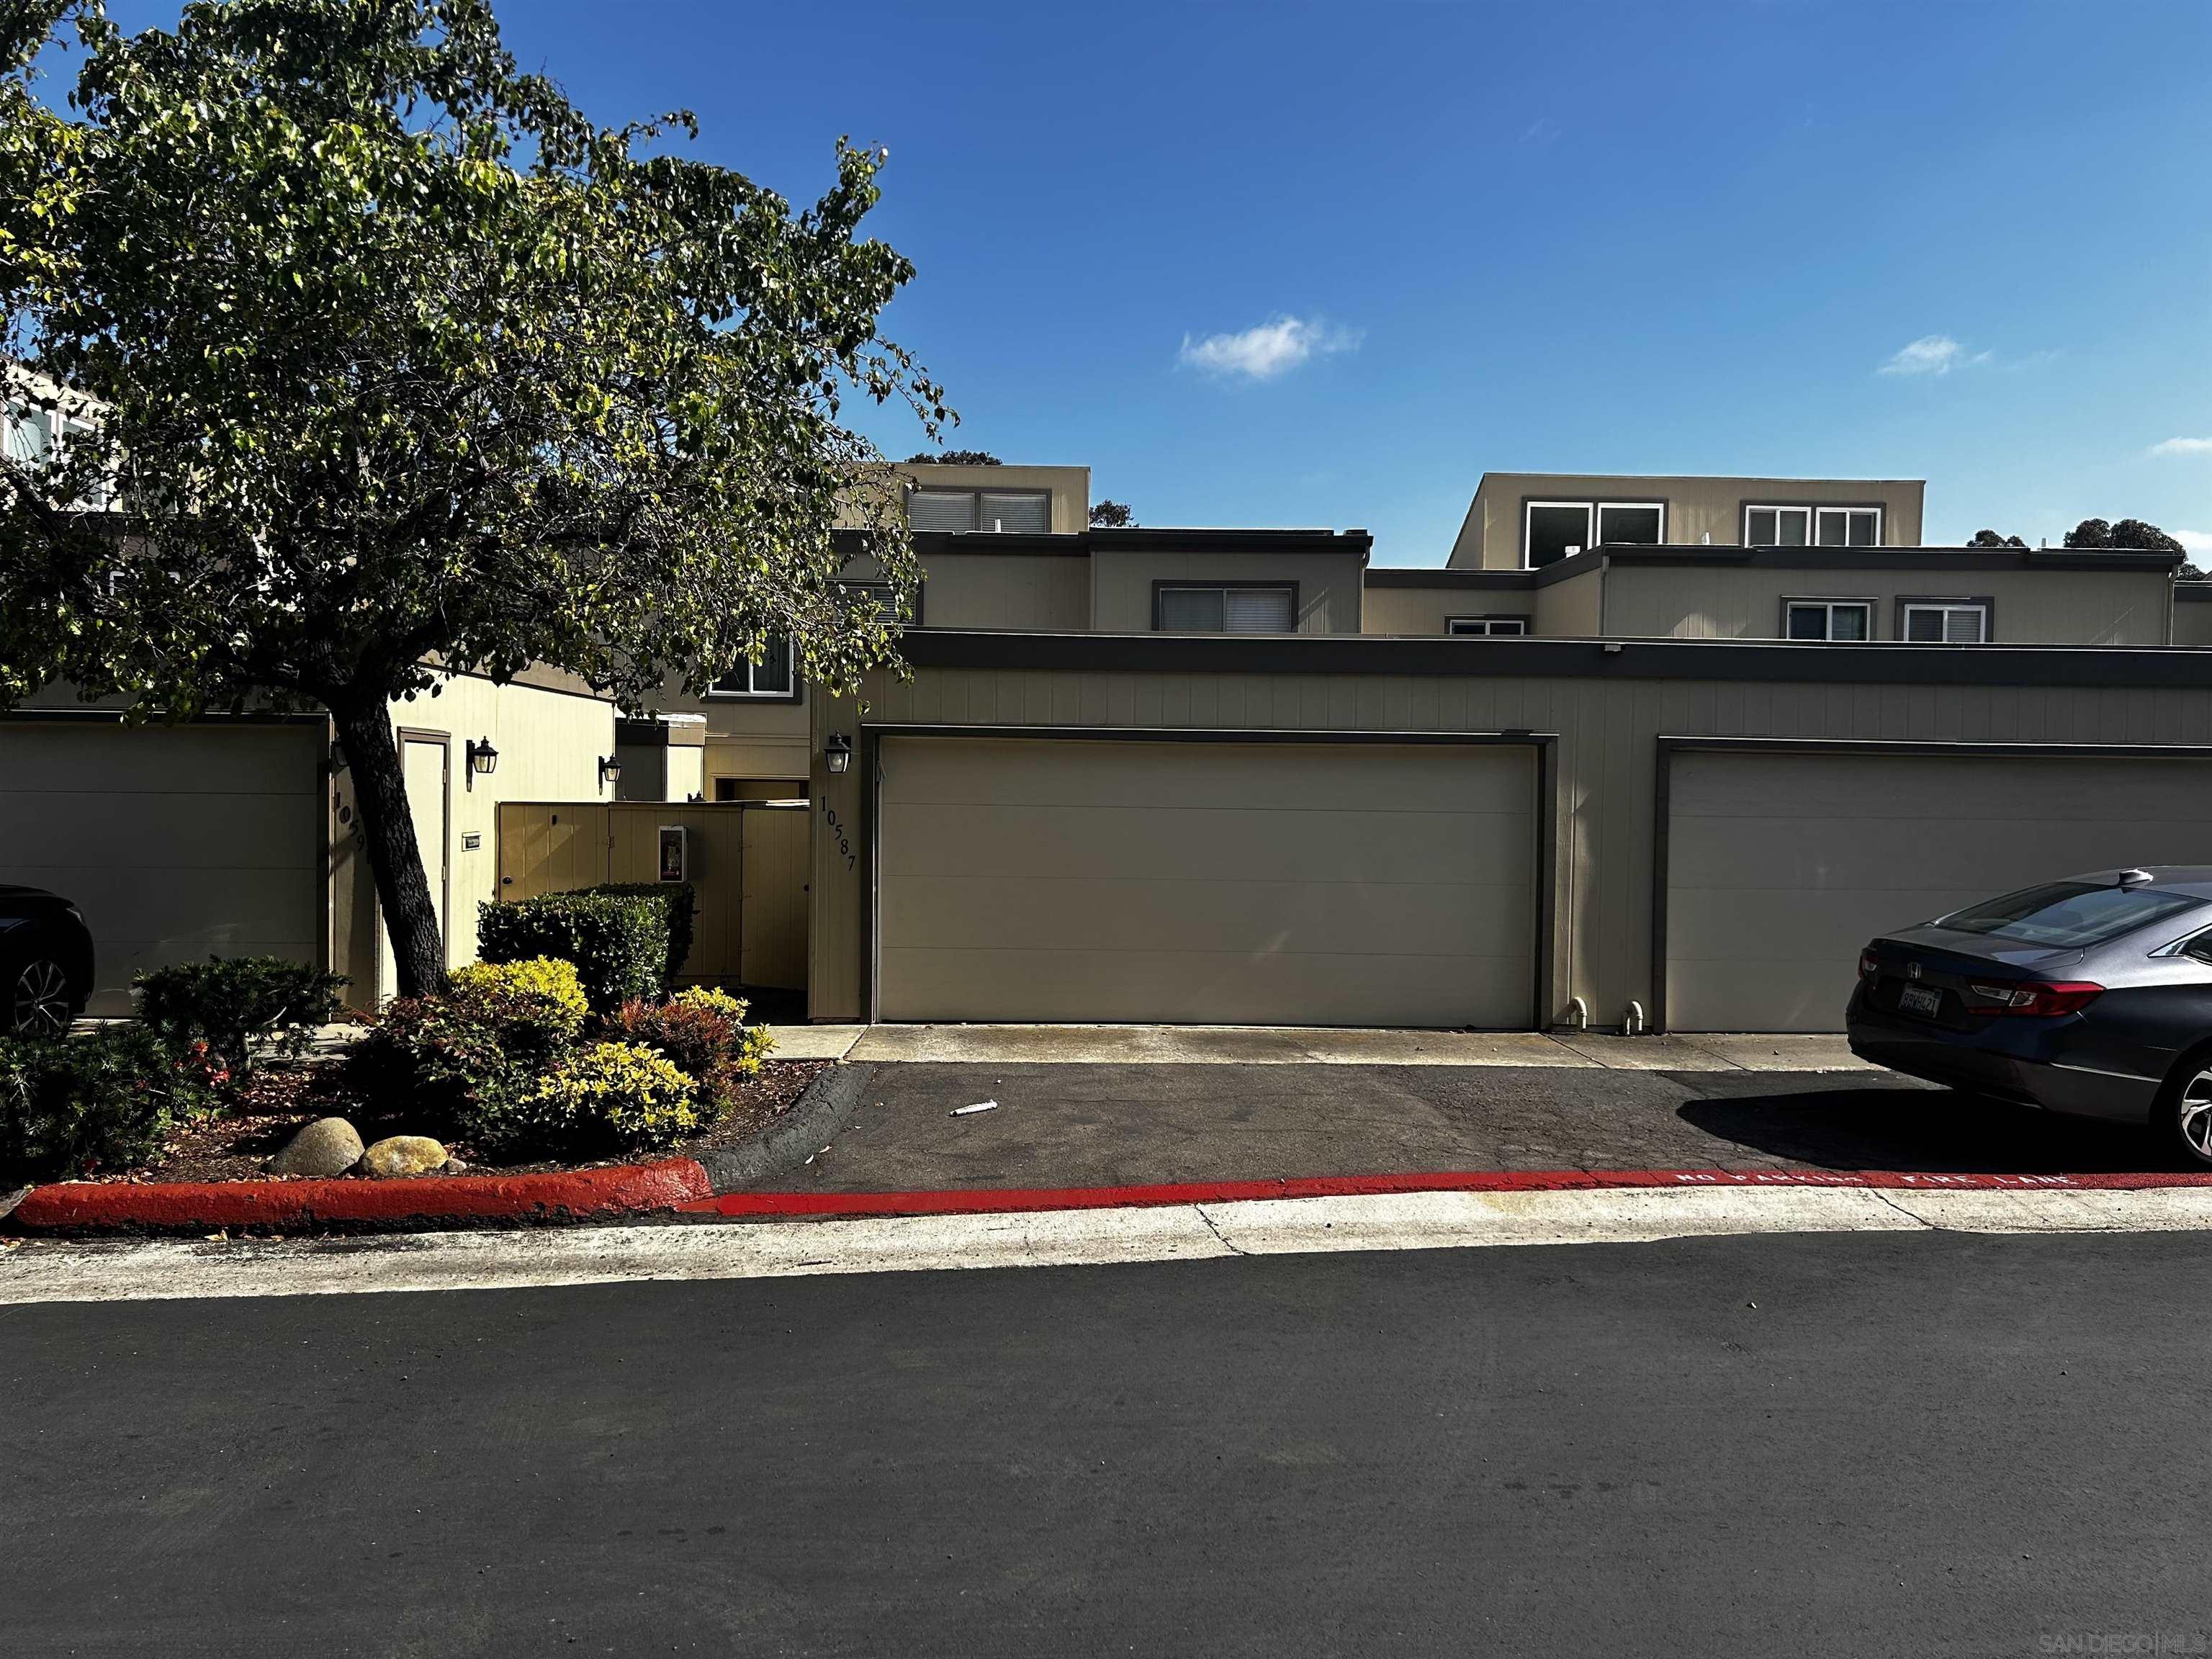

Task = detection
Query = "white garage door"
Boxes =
[1663,748,2212,1033]
[877,737,1538,1027]
[0,721,324,1014]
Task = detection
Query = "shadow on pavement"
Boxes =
[1672,1078,2162,1174]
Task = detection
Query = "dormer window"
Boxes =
[1524,500,1665,569]
[910,487,1049,534]
[1154,583,1296,633]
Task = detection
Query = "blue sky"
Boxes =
[97,1,2212,565]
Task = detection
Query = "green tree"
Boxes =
[1088,500,1136,529]
[904,449,1001,466]
[1966,529,2026,548]
[0,0,945,996]
[2064,516,2185,553]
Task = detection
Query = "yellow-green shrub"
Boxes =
[448,957,589,1037]
[521,1040,698,1152]
[613,990,775,1122]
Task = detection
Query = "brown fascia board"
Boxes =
[898,628,2212,690]
[1376,544,2182,583]
[850,526,1376,562]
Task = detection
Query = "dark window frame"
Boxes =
[908,485,1052,534]
[1446,615,1532,636]
[1519,495,1670,570]
[706,637,804,703]
[1741,500,1889,549]
[1150,580,1301,634]
[1896,595,1995,644]
[1779,596,1877,642]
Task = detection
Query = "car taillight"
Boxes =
[1965,980,2105,1017]
[1859,951,1880,979]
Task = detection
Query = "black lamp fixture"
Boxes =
[598,753,624,790]
[824,733,853,775]
[464,737,498,787]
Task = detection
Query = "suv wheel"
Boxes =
[9,955,76,1036]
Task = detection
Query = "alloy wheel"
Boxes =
[2180,1069,2212,1163]
[10,958,72,1036]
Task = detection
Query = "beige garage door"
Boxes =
[877,737,1537,1027]
[0,720,324,1014]
[1664,748,2212,1033]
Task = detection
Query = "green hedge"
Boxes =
[591,883,695,988]
[476,884,693,1012]
[135,956,347,1082]
[0,1025,222,1181]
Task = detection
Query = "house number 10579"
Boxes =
[822,802,855,871]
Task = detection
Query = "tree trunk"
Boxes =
[330,693,446,1000]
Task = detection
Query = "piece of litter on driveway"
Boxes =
[950,1100,999,1117]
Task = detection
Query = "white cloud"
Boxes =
[2174,528,2212,559]
[1177,315,1362,381]
[1878,334,1992,376]
[2150,436,2212,457]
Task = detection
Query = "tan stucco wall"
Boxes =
[1534,568,1605,637]
[806,655,2212,1029]
[917,551,1092,629]
[891,462,1090,534]
[2175,595,2212,645]
[1361,584,1532,634]
[1599,563,2172,643]
[1449,475,1927,570]
[1091,549,1366,634]
[333,670,615,1003]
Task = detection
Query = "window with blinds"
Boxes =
[1903,603,1988,644]
[1155,585,1296,633]
[908,487,1050,533]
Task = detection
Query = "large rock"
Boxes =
[266,1117,364,1178]
[356,1135,450,1179]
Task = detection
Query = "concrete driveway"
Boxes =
[747,1025,2162,1193]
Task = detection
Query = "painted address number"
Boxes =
[822,801,855,871]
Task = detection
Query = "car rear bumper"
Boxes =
[1845,999,2161,1125]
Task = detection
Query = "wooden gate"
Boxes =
[495,802,808,992]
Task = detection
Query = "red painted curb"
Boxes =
[10,1157,712,1233]
[680,1165,2212,1220]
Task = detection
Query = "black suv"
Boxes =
[0,886,95,1035]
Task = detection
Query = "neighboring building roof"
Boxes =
[843,526,1374,561]
[1370,543,2183,590]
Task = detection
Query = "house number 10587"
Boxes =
[822,802,855,871]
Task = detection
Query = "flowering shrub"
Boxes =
[447,958,590,1040]
[0,1025,221,1179]
[513,1040,698,1154]
[347,958,586,1134]
[613,989,775,1120]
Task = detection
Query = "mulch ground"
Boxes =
[72,1058,830,1186]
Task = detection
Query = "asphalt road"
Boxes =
[9,1229,2211,1655]
[757,1062,2162,1193]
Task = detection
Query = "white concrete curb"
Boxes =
[8,1182,2212,1305]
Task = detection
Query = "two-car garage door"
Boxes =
[1663,748,2212,1032]
[876,737,1538,1027]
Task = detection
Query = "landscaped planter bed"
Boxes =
[52,1056,827,1187]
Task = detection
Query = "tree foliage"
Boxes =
[2064,517,2186,554]
[1966,529,2026,548]
[904,449,1001,466]
[1088,500,1136,528]
[0,0,948,992]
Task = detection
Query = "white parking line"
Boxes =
[8,1182,2212,1305]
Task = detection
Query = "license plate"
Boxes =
[1899,984,1943,1017]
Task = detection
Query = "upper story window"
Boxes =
[1902,601,1988,644]
[1154,583,1296,634]
[1523,500,1665,569]
[5,400,112,509]
[1784,599,1871,642]
[1817,507,1881,547]
[708,637,798,699]
[1447,616,1529,637]
[910,487,1050,534]
[1747,505,1884,547]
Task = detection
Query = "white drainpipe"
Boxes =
[1624,1000,1647,1036]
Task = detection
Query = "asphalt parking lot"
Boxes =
[743,1061,2162,1193]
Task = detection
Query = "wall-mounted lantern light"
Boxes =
[598,754,624,790]
[464,737,498,788]
[824,733,853,775]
